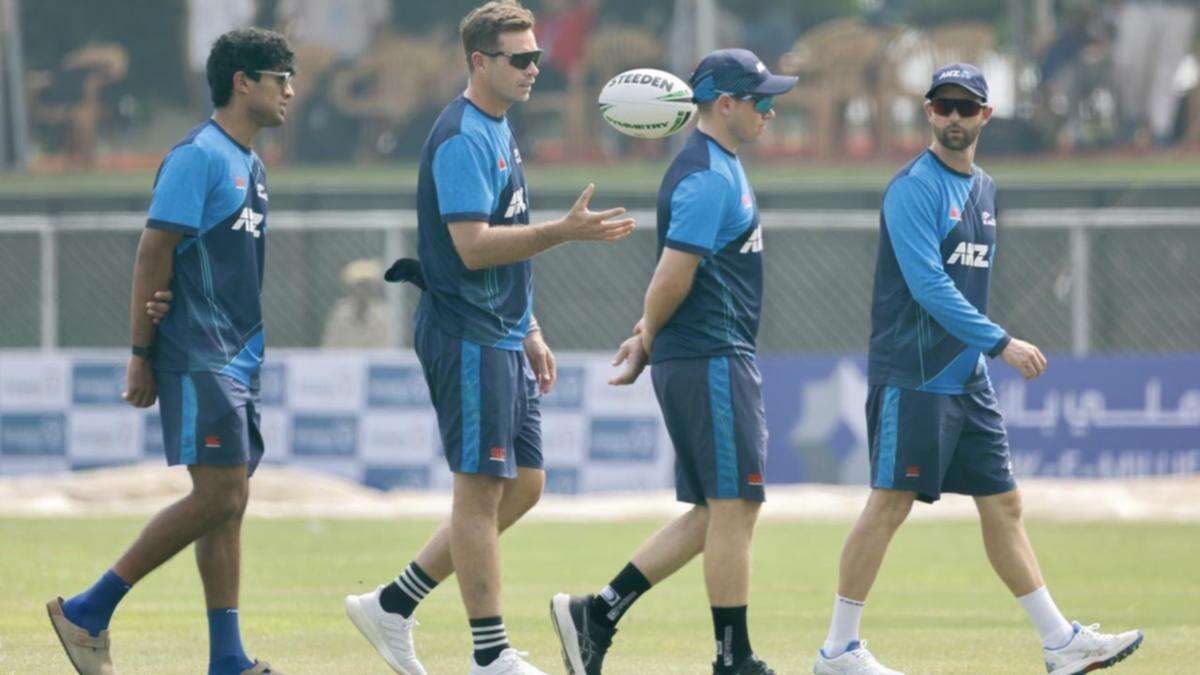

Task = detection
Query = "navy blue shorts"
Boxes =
[652,355,767,504]
[867,384,1016,503]
[157,370,264,474]
[415,317,543,479]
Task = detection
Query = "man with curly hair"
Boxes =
[47,28,294,675]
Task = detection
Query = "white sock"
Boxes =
[1017,586,1074,648]
[821,595,865,657]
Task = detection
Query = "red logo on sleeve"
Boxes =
[204,435,221,448]
[497,157,507,170]
[747,473,764,486]
[489,446,507,462]
[905,465,921,478]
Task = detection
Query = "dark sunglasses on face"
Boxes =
[480,49,543,70]
[930,97,983,118]
[746,94,775,115]
[719,91,775,114]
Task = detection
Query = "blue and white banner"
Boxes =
[763,355,1200,483]
[0,351,674,494]
[2,352,1198,490]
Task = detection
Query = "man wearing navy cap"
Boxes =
[550,49,794,675]
[811,63,1144,675]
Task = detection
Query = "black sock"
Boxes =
[712,605,752,672]
[470,616,509,666]
[589,562,652,628]
[379,562,438,618]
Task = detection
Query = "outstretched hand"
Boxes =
[560,183,636,242]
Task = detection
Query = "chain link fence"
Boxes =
[2,209,1198,354]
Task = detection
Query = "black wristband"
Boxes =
[987,334,1012,358]
[131,345,155,360]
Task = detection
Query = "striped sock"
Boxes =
[379,562,438,618]
[470,616,509,666]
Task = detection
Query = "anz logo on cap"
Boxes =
[939,69,970,79]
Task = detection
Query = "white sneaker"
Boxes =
[469,648,548,675]
[1044,622,1143,675]
[813,641,904,675]
[344,586,427,675]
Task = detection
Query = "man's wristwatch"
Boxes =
[131,345,155,360]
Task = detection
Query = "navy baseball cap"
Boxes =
[689,48,798,103]
[925,62,988,102]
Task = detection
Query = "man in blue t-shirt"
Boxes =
[550,49,795,675]
[48,29,294,675]
[343,3,634,674]
[811,64,1143,675]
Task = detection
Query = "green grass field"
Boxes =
[2,152,1199,199]
[3,518,1197,674]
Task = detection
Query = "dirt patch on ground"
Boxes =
[2,464,1198,521]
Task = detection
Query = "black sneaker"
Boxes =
[550,593,616,674]
[713,654,776,675]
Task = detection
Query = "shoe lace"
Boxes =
[850,641,877,662]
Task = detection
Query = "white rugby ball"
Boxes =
[598,68,697,139]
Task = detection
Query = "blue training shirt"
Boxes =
[868,149,1010,395]
[147,120,268,386]
[651,130,763,363]
[415,95,532,350]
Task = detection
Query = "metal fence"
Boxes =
[2,208,1199,354]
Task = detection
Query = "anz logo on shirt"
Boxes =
[504,187,527,219]
[739,224,763,253]
[946,241,989,268]
[232,207,264,238]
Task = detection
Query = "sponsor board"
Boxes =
[540,365,586,409]
[71,362,126,406]
[67,410,140,461]
[362,465,431,491]
[360,412,439,462]
[366,364,431,408]
[0,358,69,409]
[1,413,67,456]
[589,417,659,462]
[286,358,363,410]
[291,414,359,456]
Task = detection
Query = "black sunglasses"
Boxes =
[930,98,983,118]
[480,49,543,70]
[716,90,775,115]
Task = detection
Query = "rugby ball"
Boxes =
[598,68,697,139]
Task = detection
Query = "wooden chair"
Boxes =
[776,18,893,156]
[328,32,461,160]
[26,43,129,167]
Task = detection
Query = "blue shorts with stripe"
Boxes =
[866,384,1016,503]
[651,354,767,504]
[156,370,264,474]
[414,315,542,479]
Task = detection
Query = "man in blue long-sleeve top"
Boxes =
[811,64,1144,675]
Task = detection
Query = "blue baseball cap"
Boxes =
[689,48,798,103]
[925,62,988,102]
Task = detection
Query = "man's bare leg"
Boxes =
[820,488,916,658]
[704,498,762,671]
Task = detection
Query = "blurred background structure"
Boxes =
[4,0,1200,169]
[2,0,1199,492]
